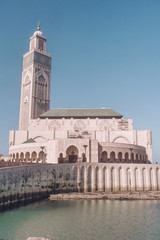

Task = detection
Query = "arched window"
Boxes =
[101,151,108,162]
[39,151,45,162]
[125,152,129,163]
[16,153,19,162]
[131,153,134,163]
[110,152,115,162]
[20,152,24,162]
[13,153,15,161]
[25,152,30,162]
[38,39,44,50]
[31,151,37,161]
[35,75,46,100]
[140,155,142,162]
[118,152,122,162]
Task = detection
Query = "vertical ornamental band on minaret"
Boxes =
[19,25,52,130]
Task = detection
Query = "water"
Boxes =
[0,199,160,240]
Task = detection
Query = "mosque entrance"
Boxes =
[66,145,79,163]
[69,154,77,163]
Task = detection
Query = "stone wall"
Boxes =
[0,163,160,209]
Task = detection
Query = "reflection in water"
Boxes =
[0,200,160,240]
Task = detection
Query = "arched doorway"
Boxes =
[66,145,79,163]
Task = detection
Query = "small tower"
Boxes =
[19,24,52,130]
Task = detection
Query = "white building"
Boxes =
[9,25,152,165]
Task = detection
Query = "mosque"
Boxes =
[8,25,152,166]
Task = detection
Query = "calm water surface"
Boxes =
[0,199,160,240]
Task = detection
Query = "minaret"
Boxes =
[19,24,51,130]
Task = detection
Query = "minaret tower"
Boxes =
[19,24,51,130]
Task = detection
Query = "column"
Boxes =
[146,168,151,191]
[104,168,108,192]
[122,167,127,191]
[152,168,157,191]
[157,169,160,190]
[137,168,143,191]
[77,167,81,192]
[98,168,103,192]
[114,167,119,191]
[131,168,136,191]
[106,167,111,191]
[84,167,88,192]
[91,166,96,192]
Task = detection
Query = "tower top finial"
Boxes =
[37,22,40,31]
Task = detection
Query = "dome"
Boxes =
[33,24,43,36]
[33,30,43,36]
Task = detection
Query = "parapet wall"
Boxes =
[0,163,160,209]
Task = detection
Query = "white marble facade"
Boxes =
[8,26,152,165]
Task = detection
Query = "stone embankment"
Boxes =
[1,163,160,210]
[50,191,160,200]
[27,238,50,240]
[0,237,50,240]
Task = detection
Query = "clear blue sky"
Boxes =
[0,0,160,162]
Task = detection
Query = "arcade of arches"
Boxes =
[100,151,147,164]
[9,145,147,164]
[9,151,46,163]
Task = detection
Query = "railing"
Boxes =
[0,161,42,168]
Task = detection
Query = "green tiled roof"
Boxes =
[40,108,123,119]
[23,138,36,144]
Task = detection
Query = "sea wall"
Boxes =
[0,163,160,208]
